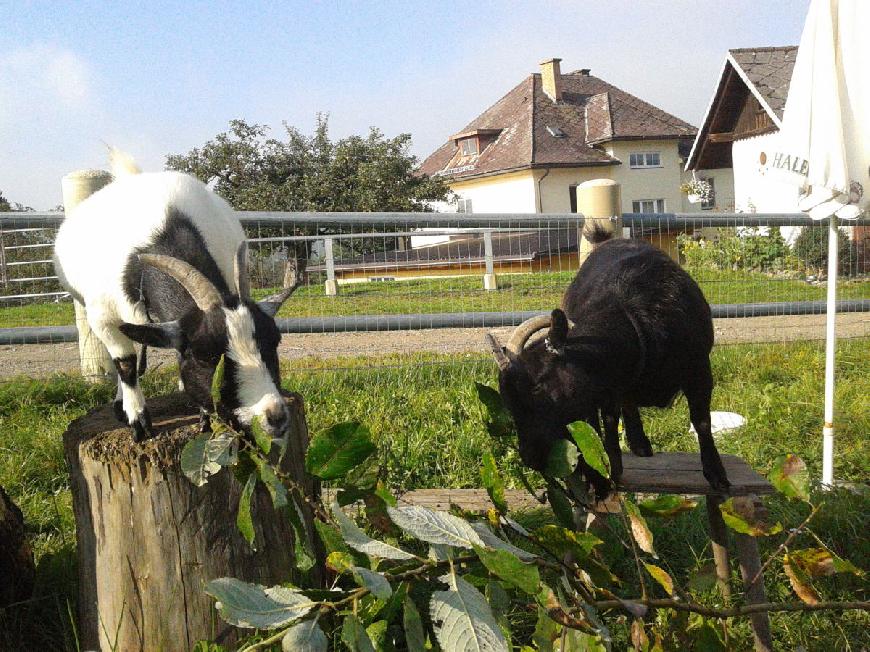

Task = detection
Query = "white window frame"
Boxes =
[700,177,716,210]
[457,198,473,213]
[460,138,479,156]
[629,152,662,168]
[631,199,666,214]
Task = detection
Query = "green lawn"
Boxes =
[2,269,869,328]
[0,339,868,649]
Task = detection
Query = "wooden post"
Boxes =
[64,393,323,652]
[324,237,338,296]
[482,229,498,291]
[575,179,622,263]
[705,495,732,602]
[735,499,773,652]
[61,170,115,381]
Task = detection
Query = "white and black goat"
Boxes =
[487,227,729,496]
[53,161,297,441]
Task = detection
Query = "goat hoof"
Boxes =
[130,409,154,442]
[629,443,654,457]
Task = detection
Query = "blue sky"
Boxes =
[2,0,807,209]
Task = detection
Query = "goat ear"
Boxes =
[120,321,184,350]
[549,309,570,349]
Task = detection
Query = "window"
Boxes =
[569,185,578,213]
[460,138,479,156]
[457,198,473,213]
[631,199,666,213]
[547,126,566,138]
[629,152,662,168]
[701,178,716,210]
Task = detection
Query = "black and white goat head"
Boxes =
[119,245,297,440]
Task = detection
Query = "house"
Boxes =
[420,58,735,219]
[686,46,800,218]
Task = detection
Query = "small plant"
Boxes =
[680,178,713,204]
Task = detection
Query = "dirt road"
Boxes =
[0,312,866,380]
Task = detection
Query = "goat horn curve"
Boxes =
[505,315,552,355]
[485,333,511,371]
[138,254,223,312]
[234,241,250,300]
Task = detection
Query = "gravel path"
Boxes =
[0,313,866,380]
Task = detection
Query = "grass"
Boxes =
[0,338,868,649]
[2,268,868,327]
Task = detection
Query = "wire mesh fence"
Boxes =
[0,211,868,383]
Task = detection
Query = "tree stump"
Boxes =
[64,393,322,652]
[0,485,35,608]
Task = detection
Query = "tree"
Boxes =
[166,117,453,280]
[0,191,10,212]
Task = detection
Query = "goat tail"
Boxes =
[107,145,142,177]
[582,220,615,246]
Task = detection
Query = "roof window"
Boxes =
[546,126,566,138]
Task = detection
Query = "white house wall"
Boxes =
[732,133,802,214]
[450,171,538,214]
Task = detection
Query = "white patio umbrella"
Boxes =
[770,0,869,485]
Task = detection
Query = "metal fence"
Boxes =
[0,211,868,381]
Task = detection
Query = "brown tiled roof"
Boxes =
[309,227,578,272]
[420,70,696,180]
[687,45,797,170]
[728,46,797,120]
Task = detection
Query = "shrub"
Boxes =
[678,228,793,272]
[792,226,860,276]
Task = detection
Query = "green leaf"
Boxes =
[253,457,287,509]
[250,415,272,455]
[568,420,610,479]
[474,545,540,594]
[386,505,485,549]
[624,499,656,557]
[326,551,355,574]
[639,495,697,518]
[546,480,576,529]
[305,421,376,480]
[643,562,675,596]
[470,522,537,561]
[365,620,388,650]
[286,496,315,571]
[534,525,602,560]
[787,547,864,578]
[719,497,782,537]
[352,567,392,601]
[237,472,257,548]
[430,573,509,652]
[481,451,508,514]
[403,596,427,652]
[331,502,414,560]
[282,619,328,652]
[545,439,579,478]
[205,578,315,629]
[769,453,810,501]
[180,430,236,487]
[211,354,225,411]
[341,614,376,652]
[475,382,514,437]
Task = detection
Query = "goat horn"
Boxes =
[485,333,511,371]
[234,241,250,300]
[257,259,301,317]
[138,254,223,312]
[505,315,553,355]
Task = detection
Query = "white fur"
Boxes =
[53,168,246,423]
[224,306,287,427]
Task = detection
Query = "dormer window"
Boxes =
[546,126,566,138]
[460,138,479,156]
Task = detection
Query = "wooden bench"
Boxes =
[397,452,775,652]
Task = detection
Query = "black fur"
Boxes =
[497,235,729,495]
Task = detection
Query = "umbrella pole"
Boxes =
[822,214,838,487]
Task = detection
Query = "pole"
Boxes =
[575,179,622,263]
[61,170,115,382]
[822,215,838,486]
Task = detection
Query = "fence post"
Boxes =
[0,230,7,289]
[483,229,498,290]
[324,236,339,296]
[576,179,622,262]
[61,170,116,382]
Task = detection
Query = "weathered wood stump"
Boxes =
[0,485,35,608]
[64,393,322,652]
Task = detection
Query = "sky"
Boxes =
[1,0,808,210]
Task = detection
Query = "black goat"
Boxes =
[487,230,729,495]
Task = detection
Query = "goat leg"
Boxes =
[622,404,653,457]
[600,404,624,480]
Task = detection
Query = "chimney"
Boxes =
[539,57,563,102]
